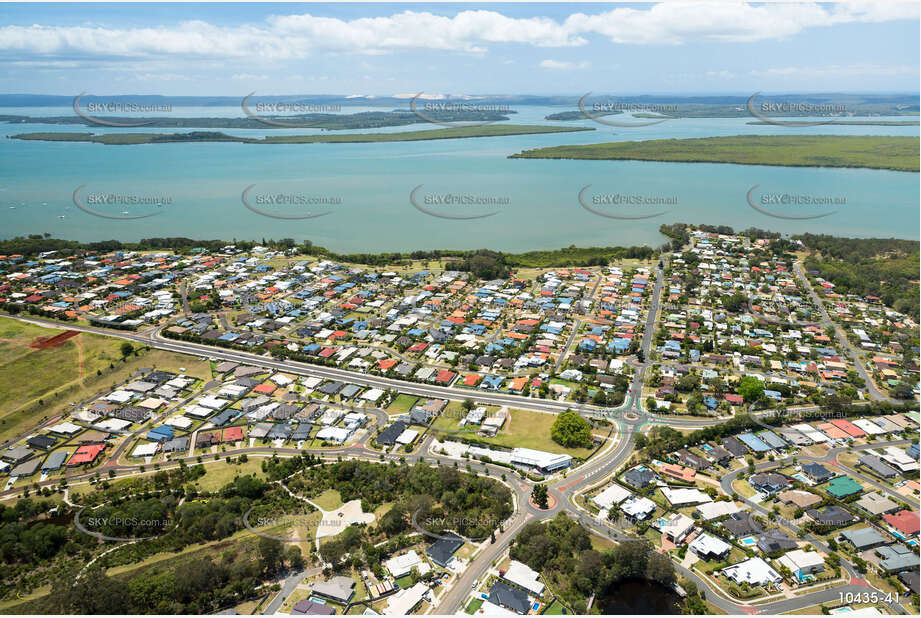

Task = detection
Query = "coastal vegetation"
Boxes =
[796,233,921,319]
[510,135,920,172]
[12,124,592,145]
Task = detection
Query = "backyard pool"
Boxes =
[740,536,758,547]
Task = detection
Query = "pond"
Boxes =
[598,578,683,615]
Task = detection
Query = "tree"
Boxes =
[550,410,593,448]
[120,342,134,358]
[258,536,283,575]
[286,546,305,570]
[531,484,549,509]
[737,376,764,403]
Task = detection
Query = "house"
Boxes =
[621,496,657,521]
[488,581,531,615]
[721,436,748,458]
[749,472,790,495]
[757,529,798,554]
[41,450,69,472]
[384,582,429,616]
[10,458,41,478]
[26,435,57,450]
[425,531,463,567]
[722,557,782,587]
[311,576,355,604]
[696,501,740,520]
[898,570,920,595]
[824,476,863,499]
[383,550,429,579]
[722,512,763,538]
[882,510,920,539]
[674,448,710,471]
[806,506,856,528]
[2,446,34,464]
[659,512,695,544]
[689,533,732,560]
[855,492,899,517]
[840,527,888,551]
[592,483,632,511]
[777,549,825,580]
[501,560,544,597]
[376,421,407,446]
[778,490,822,509]
[662,487,711,507]
[802,463,833,484]
[876,544,917,573]
[858,455,899,479]
[623,466,655,489]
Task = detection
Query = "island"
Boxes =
[0,109,516,130]
[11,124,594,145]
[509,135,920,172]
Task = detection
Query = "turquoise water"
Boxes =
[0,106,917,252]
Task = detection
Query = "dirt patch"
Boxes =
[30,330,80,349]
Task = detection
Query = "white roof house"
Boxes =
[316,427,352,444]
[502,560,544,596]
[396,429,419,445]
[383,550,429,578]
[362,388,385,403]
[722,557,782,586]
[47,422,83,435]
[659,513,696,544]
[131,442,160,458]
[105,390,133,403]
[95,418,132,432]
[777,549,825,577]
[689,533,732,559]
[592,483,632,510]
[621,496,657,520]
[696,501,741,520]
[384,582,429,616]
[662,487,712,507]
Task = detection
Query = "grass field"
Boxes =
[0,317,210,443]
[432,407,595,459]
[510,135,920,172]
[192,459,267,492]
[14,124,593,145]
[387,394,419,414]
[312,489,344,511]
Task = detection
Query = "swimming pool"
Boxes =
[701,444,713,452]
[740,536,757,547]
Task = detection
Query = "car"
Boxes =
[472,579,478,589]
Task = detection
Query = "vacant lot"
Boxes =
[0,317,210,442]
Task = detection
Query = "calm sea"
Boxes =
[0,105,917,252]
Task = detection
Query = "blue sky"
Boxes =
[0,2,918,95]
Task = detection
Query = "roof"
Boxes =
[502,560,544,596]
[841,527,888,550]
[488,581,530,614]
[426,531,463,566]
[689,532,732,557]
[825,476,863,498]
[883,510,920,536]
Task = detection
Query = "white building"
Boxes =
[502,560,544,596]
[722,557,782,587]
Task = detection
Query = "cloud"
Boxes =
[540,59,590,70]
[0,3,915,62]
[751,63,918,78]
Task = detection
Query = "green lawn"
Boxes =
[542,599,570,615]
[465,598,484,614]
[192,459,267,493]
[432,407,595,459]
[387,394,419,414]
[312,489,344,511]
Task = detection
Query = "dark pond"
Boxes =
[598,578,683,614]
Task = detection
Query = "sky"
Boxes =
[0,2,918,95]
